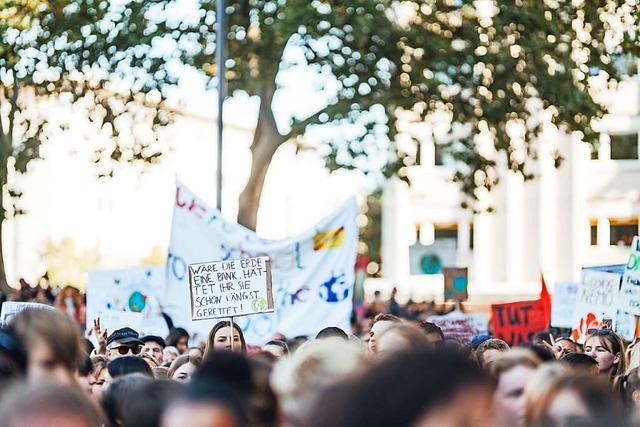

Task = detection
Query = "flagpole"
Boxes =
[216,0,226,211]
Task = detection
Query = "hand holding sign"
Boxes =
[188,256,275,321]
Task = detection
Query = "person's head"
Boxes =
[315,326,348,340]
[262,340,289,359]
[168,355,202,383]
[523,362,573,427]
[0,327,27,385]
[271,338,367,424]
[554,337,578,357]
[0,382,103,427]
[166,328,190,355]
[162,380,247,427]
[583,330,627,378]
[624,367,640,407]
[527,374,623,427]
[562,353,599,375]
[367,313,401,354]
[518,343,555,362]
[102,374,152,427]
[141,335,166,365]
[475,338,510,369]
[188,347,204,359]
[121,379,183,427]
[9,308,83,385]
[76,353,94,396]
[90,355,109,402]
[107,356,154,380]
[205,321,246,355]
[105,327,144,360]
[418,321,445,347]
[164,346,180,364]
[376,324,430,355]
[305,349,498,427]
[490,349,541,426]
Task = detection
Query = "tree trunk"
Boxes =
[237,85,287,230]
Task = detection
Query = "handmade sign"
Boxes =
[166,181,358,344]
[550,282,579,328]
[443,267,468,301]
[491,300,547,346]
[0,302,53,325]
[571,269,622,343]
[427,310,488,344]
[86,266,169,337]
[620,237,640,315]
[188,256,274,320]
[97,309,144,335]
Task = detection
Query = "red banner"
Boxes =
[491,299,547,346]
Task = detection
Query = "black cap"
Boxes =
[106,327,143,347]
[141,335,166,348]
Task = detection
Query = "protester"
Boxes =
[9,308,83,385]
[418,321,445,347]
[562,353,599,374]
[271,338,367,425]
[525,374,624,427]
[166,327,190,355]
[90,355,109,401]
[107,356,154,379]
[475,338,510,368]
[205,321,247,355]
[188,347,205,358]
[366,313,401,354]
[54,285,86,327]
[0,327,26,392]
[142,335,166,365]
[583,330,627,384]
[262,340,289,360]
[105,327,144,360]
[523,362,574,427]
[0,382,103,427]
[491,349,542,426]
[102,374,152,427]
[305,349,499,427]
[375,323,430,355]
[168,355,201,383]
[164,346,180,364]
[77,353,94,396]
[623,367,640,408]
[314,326,348,340]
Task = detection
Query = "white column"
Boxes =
[457,218,471,265]
[381,177,411,286]
[505,171,524,287]
[538,132,558,284]
[597,218,611,247]
[473,212,491,287]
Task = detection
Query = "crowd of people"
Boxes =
[2,280,640,426]
[0,300,638,427]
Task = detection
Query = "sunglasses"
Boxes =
[587,328,612,336]
[113,345,142,355]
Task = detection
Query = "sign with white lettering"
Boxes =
[188,256,274,320]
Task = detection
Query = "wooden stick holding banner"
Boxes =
[188,256,274,346]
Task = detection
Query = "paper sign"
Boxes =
[491,300,547,346]
[428,310,487,344]
[619,237,640,315]
[551,283,579,328]
[571,269,622,343]
[188,256,274,321]
[443,268,468,301]
[0,302,54,325]
[97,309,144,335]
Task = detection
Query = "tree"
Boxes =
[40,237,100,290]
[0,0,186,291]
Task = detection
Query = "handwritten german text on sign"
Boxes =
[188,256,274,320]
[491,300,547,346]
[571,269,621,343]
[619,237,640,316]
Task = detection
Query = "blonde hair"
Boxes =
[523,362,572,427]
[490,348,542,379]
[270,338,367,423]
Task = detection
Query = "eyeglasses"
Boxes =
[113,345,142,355]
[587,328,612,336]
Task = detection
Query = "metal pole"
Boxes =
[216,0,226,211]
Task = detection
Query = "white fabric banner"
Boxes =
[166,182,358,345]
[87,266,169,338]
[1,302,54,326]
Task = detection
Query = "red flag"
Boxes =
[540,273,551,329]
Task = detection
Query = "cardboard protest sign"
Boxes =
[188,256,274,321]
[491,300,547,346]
[443,268,468,301]
[571,269,622,343]
[0,302,54,325]
[620,237,640,315]
[166,181,357,344]
[97,309,144,334]
[427,310,487,344]
[551,283,579,328]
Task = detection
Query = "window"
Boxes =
[610,133,639,160]
[610,218,638,246]
[590,224,597,246]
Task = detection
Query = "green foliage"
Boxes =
[39,237,100,290]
